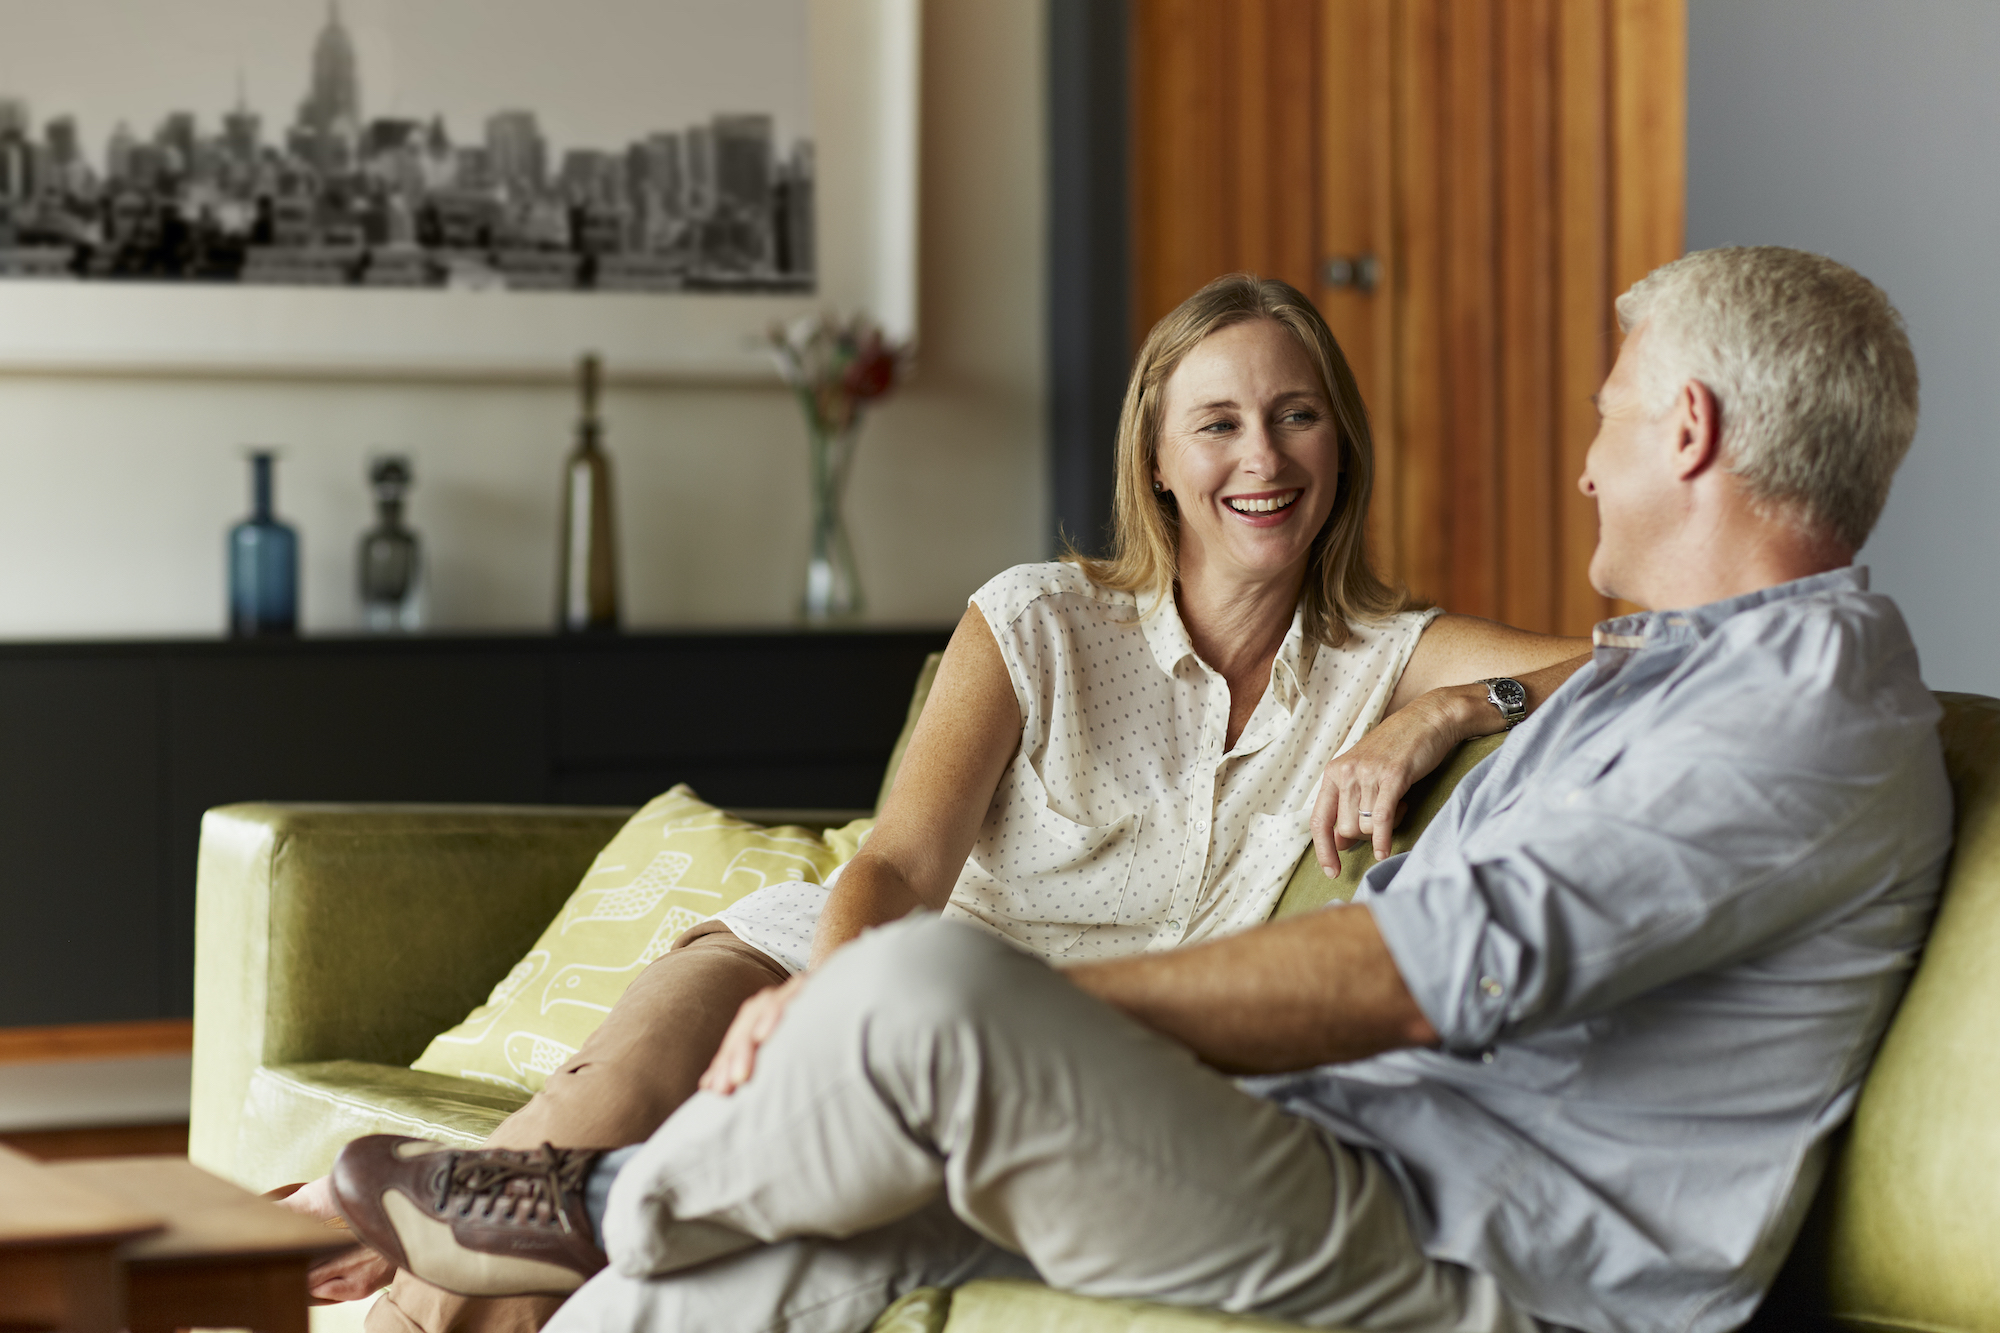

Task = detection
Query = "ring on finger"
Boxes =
[1357,811,1373,820]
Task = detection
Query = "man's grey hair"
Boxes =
[1615,246,1919,552]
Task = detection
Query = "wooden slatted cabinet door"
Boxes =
[1130,0,1684,632]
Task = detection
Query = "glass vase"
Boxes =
[801,420,864,623]
[359,455,424,632]
[558,354,621,633]
[229,451,298,637]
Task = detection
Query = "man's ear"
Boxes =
[1669,379,1723,482]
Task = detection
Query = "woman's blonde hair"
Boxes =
[1067,272,1406,648]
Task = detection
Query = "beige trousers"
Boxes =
[365,923,788,1333]
[548,917,1546,1333]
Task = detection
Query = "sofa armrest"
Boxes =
[190,802,629,1180]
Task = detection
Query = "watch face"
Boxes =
[1492,678,1527,712]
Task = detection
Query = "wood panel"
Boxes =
[1393,0,1449,603]
[0,1123,190,1161]
[0,1020,191,1065]
[1610,0,1687,300]
[1440,0,1501,618]
[1498,0,1559,632]
[1554,0,1616,634]
[1131,0,1230,333]
[1321,0,1397,577]
[1132,0,1684,631]
[1131,0,1322,336]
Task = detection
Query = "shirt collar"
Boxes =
[1137,583,1311,713]
[1137,583,1199,677]
[1269,614,1310,712]
[1590,566,1869,652]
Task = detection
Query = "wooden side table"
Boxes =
[47,1155,357,1333]
[0,1143,163,1333]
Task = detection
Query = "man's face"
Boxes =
[1577,322,1680,608]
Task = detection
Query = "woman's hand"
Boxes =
[698,972,809,1096]
[267,1177,396,1302]
[1315,612,1593,873]
[307,1246,397,1303]
[1312,689,1472,873]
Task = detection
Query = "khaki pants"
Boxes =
[366,923,788,1333]
[549,917,1544,1333]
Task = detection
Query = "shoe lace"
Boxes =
[436,1144,595,1236]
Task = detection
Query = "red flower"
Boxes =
[842,331,898,400]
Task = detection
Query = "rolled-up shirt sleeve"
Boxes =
[1364,656,1943,1058]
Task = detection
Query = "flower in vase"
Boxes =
[769,313,913,436]
[768,313,912,623]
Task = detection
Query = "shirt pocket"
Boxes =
[958,777,1145,929]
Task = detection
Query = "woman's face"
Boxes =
[1154,318,1342,591]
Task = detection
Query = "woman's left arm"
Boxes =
[1386,613,1588,713]
[1312,616,1590,872]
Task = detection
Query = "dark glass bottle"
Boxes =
[229,451,299,637]
[359,455,423,632]
[557,353,620,632]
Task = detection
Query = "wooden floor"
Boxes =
[0,1020,195,1160]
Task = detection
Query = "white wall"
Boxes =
[1688,0,2000,695]
[0,0,1046,637]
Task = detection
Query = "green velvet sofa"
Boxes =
[188,674,2000,1333]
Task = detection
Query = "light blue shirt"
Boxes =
[1249,568,1951,1333]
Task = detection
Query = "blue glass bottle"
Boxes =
[229,451,299,637]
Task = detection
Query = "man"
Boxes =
[328,246,1946,1333]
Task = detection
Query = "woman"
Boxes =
[299,274,1586,1328]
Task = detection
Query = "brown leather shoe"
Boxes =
[330,1135,609,1297]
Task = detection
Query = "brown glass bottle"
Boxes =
[557,353,620,632]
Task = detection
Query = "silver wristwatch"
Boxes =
[1480,677,1528,730]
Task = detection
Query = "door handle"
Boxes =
[1321,253,1380,295]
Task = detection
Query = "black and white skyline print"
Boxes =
[0,0,814,293]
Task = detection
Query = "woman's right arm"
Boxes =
[806,602,1022,968]
[700,604,1021,1096]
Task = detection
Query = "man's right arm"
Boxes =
[1063,904,1438,1075]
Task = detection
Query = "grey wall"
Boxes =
[1688,0,2000,695]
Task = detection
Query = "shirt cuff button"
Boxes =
[1480,976,1504,998]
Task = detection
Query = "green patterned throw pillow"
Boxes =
[412,785,871,1094]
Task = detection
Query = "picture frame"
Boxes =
[0,0,918,384]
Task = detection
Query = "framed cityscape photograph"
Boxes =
[0,0,917,381]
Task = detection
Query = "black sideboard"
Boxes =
[0,628,951,1028]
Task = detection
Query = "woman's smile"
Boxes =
[1223,488,1303,522]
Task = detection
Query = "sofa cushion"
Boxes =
[410,785,871,1095]
[235,1059,528,1186]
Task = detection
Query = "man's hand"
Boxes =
[699,973,808,1095]
[1313,689,1472,873]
